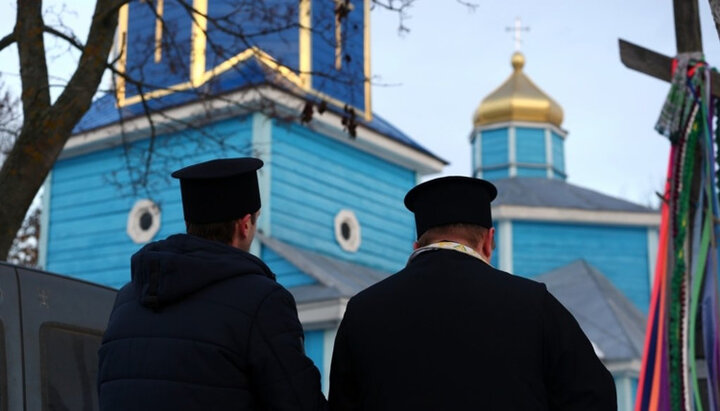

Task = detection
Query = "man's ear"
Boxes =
[413,241,420,250]
[238,213,252,239]
[482,227,495,260]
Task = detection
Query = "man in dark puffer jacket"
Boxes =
[98,158,327,410]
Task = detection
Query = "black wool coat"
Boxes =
[98,234,327,411]
[329,248,617,411]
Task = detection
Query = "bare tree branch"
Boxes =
[0,31,16,53]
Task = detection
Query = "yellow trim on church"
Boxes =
[299,0,312,89]
[190,0,208,87]
[114,0,373,121]
[154,0,164,63]
[116,4,129,107]
[363,0,372,121]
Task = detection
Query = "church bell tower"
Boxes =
[471,52,567,180]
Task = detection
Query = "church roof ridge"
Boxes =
[257,233,390,298]
[492,177,657,213]
[536,259,647,361]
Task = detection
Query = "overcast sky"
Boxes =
[2,1,720,207]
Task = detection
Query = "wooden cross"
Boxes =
[506,17,530,52]
[619,0,712,236]
[619,0,720,96]
[333,0,354,70]
[618,1,712,408]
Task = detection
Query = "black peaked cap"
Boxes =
[404,176,497,238]
[171,158,263,224]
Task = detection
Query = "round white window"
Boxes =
[127,199,162,244]
[334,209,361,252]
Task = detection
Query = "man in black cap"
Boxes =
[98,158,327,410]
[328,176,616,410]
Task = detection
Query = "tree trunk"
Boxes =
[0,0,120,259]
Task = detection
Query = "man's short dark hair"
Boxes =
[416,223,491,248]
[186,213,257,244]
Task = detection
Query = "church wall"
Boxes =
[310,0,367,112]
[270,121,416,272]
[480,128,509,170]
[304,330,325,391]
[124,2,191,100]
[515,127,546,164]
[512,221,650,311]
[205,0,300,73]
[483,169,510,180]
[46,116,255,288]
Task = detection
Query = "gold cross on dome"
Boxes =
[333,0,355,70]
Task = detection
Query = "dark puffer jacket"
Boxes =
[98,234,327,410]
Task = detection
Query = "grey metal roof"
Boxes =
[535,259,647,362]
[492,177,656,212]
[257,234,390,303]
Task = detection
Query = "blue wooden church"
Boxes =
[39,2,655,408]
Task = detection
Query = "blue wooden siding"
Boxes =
[483,168,509,180]
[512,221,650,312]
[270,121,416,272]
[552,132,565,175]
[304,330,325,390]
[47,117,254,288]
[516,167,547,178]
[262,247,317,288]
[480,128,508,168]
[515,127,546,164]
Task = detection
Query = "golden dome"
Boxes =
[473,52,563,127]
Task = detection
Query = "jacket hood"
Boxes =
[130,234,275,309]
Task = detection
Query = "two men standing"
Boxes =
[98,158,616,410]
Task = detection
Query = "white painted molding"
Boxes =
[297,298,348,326]
[623,377,633,411]
[545,128,553,179]
[508,126,517,177]
[334,209,362,252]
[38,173,52,269]
[604,359,641,374]
[322,327,338,396]
[647,228,659,290]
[475,134,483,178]
[253,113,272,235]
[62,86,445,175]
[498,220,513,272]
[475,120,568,139]
[492,205,660,226]
[473,130,482,177]
[126,199,162,243]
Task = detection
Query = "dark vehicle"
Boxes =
[0,262,116,411]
